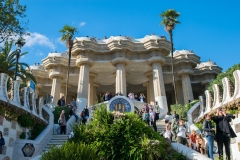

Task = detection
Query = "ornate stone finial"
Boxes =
[34,63,36,66]
[152,33,154,35]
[38,63,40,66]
[104,36,107,39]
[208,59,211,62]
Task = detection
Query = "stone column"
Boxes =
[176,81,184,105]
[151,62,168,117]
[181,74,194,104]
[88,73,97,106]
[60,85,66,98]
[144,72,155,104]
[93,83,99,104]
[76,63,90,113]
[50,77,62,106]
[115,63,127,96]
[35,84,42,99]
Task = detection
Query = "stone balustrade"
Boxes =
[0,73,49,124]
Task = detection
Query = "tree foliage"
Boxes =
[0,40,36,83]
[0,0,28,43]
[59,25,77,43]
[208,63,240,93]
[160,9,180,32]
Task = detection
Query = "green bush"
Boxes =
[40,142,98,160]
[52,106,71,124]
[170,100,199,121]
[30,124,45,140]
[19,132,26,139]
[70,104,185,160]
[17,114,33,128]
[208,63,240,93]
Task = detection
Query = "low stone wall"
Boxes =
[230,114,240,160]
[0,116,26,160]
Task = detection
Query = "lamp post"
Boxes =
[14,38,25,81]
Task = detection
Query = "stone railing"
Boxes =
[188,70,240,160]
[0,73,49,124]
[192,70,240,122]
[0,73,53,159]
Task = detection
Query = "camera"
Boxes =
[226,114,235,119]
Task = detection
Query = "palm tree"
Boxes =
[59,25,78,103]
[160,9,180,104]
[0,40,36,84]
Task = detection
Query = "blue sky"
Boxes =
[18,0,240,71]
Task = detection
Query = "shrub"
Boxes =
[52,106,70,124]
[19,132,26,139]
[70,104,185,160]
[17,114,33,128]
[208,63,240,93]
[30,124,45,140]
[40,142,98,160]
[170,100,199,120]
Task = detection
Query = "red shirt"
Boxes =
[190,134,196,143]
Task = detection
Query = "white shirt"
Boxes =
[165,115,172,122]
[177,126,186,138]
[164,130,171,139]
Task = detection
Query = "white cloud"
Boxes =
[23,32,55,50]
[79,22,86,27]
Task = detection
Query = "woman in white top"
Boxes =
[165,111,172,122]
[176,119,188,146]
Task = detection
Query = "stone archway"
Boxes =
[107,96,134,112]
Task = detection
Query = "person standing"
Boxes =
[84,106,89,121]
[144,110,150,125]
[59,110,66,134]
[0,131,5,154]
[171,114,179,142]
[213,108,237,160]
[139,93,145,102]
[176,119,188,147]
[150,108,157,132]
[70,98,76,108]
[202,114,215,159]
[58,96,65,106]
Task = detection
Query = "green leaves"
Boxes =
[0,0,28,43]
[59,25,77,42]
[159,9,180,31]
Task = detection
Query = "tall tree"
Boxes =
[160,9,180,104]
[0,0,28,43]
[0,40,36,84]
[59,25,77,103]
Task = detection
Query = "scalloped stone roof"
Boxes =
[174,49,194,56]
[196,60,218,69]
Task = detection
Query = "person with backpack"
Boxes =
[150,108,157,132]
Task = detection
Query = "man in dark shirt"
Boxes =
[213,108,236,160]
[58,96,66,106]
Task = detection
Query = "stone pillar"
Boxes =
[76,63,90,113]
[60,85,66,98]
[50,77,62,106]
[176,81,184,105]
[93,83,99,104]
[144,72,155,104]
[88,73,97,106]
[181,74,194,104]
[151,62,168,117]
[35,84,42,99]
[115,63,127,96]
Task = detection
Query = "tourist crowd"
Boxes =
[160,108,236,160]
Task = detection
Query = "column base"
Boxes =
[76,97,88,114]
[155,96,168,119]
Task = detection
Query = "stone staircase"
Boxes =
[156,119,166,133]
[42,134,69,152]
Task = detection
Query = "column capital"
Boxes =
[177,69,194,76]
[93,83,100,88]
[144,71,153,77]
[111,57,129,66]
[76,56,94,67]
[147,56,166,66]
[49,69,65,79]
[89,72,98,78]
